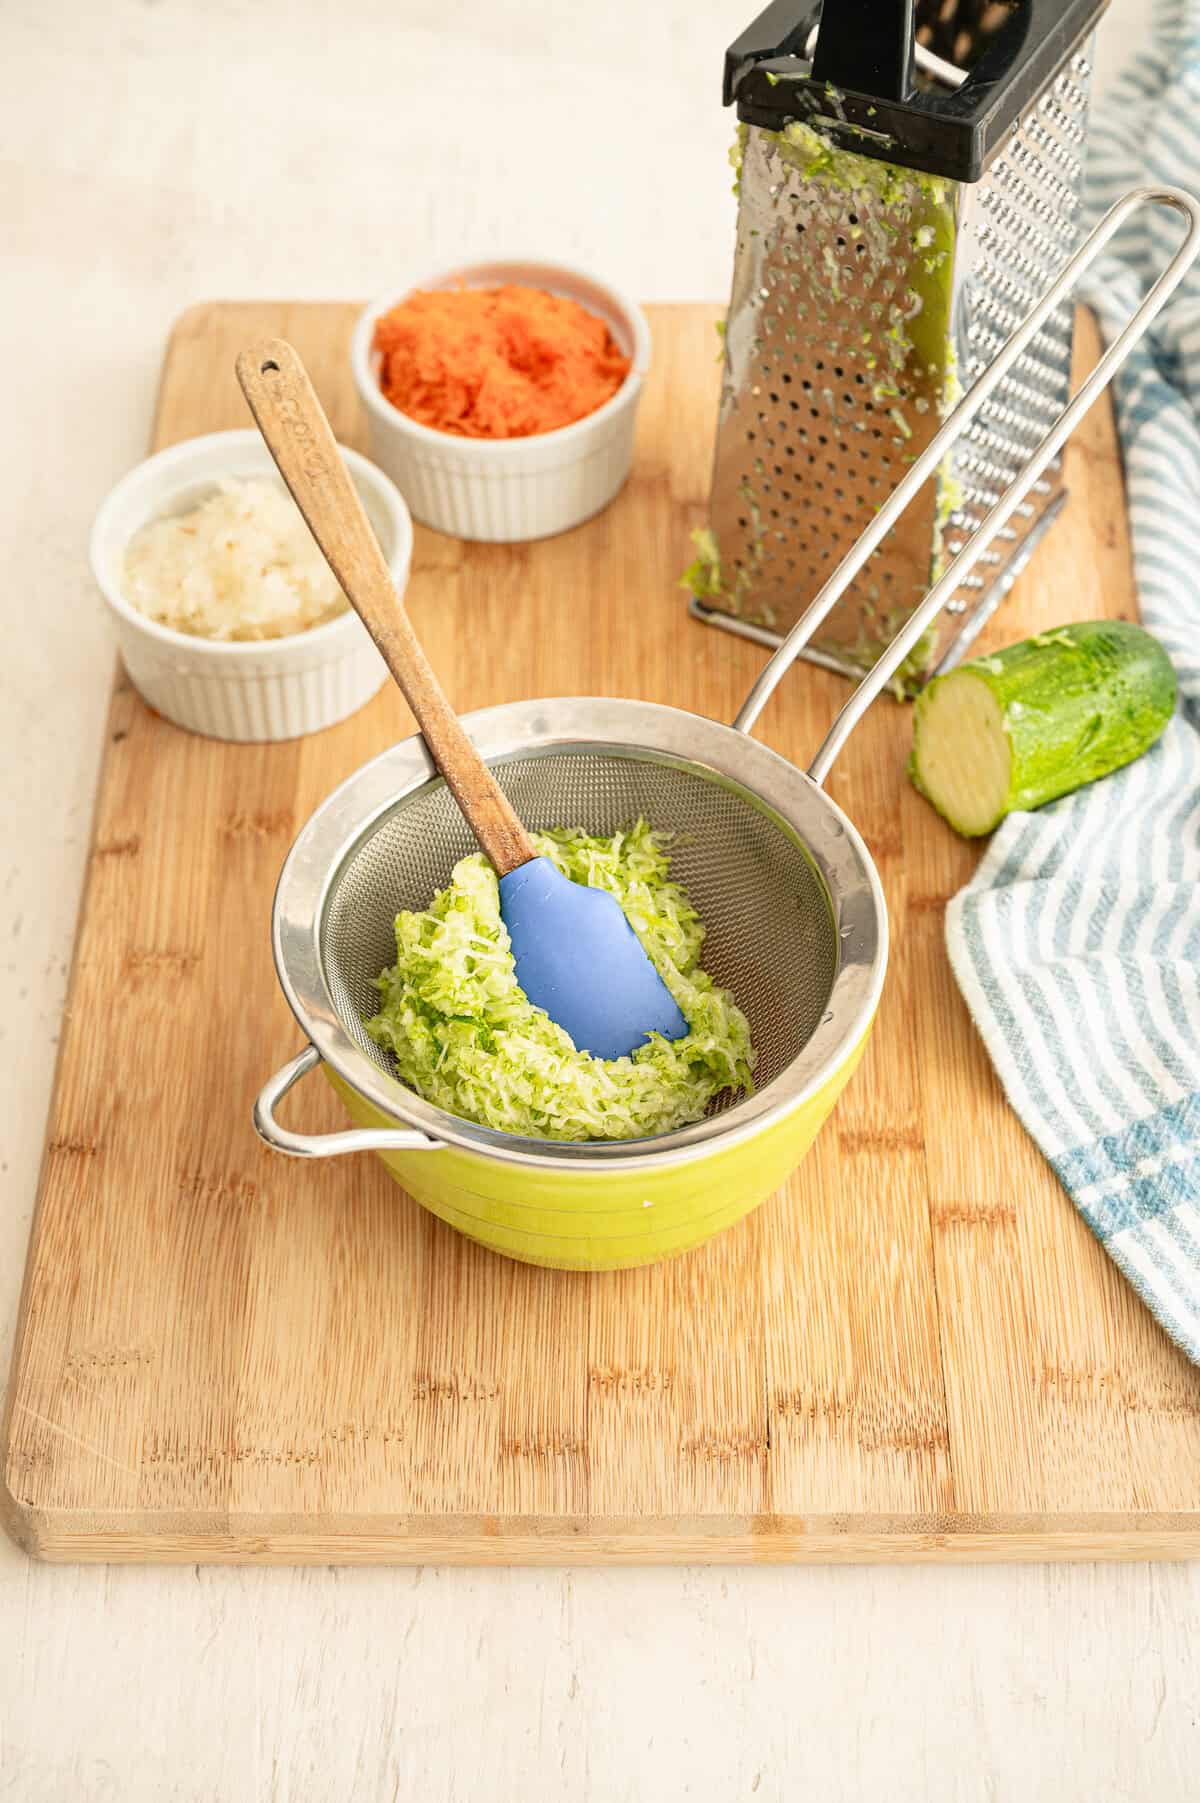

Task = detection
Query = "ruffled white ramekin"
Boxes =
[90,429,412,742]
[351,259,652,542]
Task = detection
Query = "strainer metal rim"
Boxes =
[270,697,888,1173]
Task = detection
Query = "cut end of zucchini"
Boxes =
[912,671,1011,836]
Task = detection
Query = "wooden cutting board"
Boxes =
[4,303,1199,1565]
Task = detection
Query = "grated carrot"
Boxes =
[371,284,631,439]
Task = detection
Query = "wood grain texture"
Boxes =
[3,301,1199,1565]
[236,337,536,876]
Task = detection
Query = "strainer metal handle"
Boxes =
[731,183,1200,780]
[254,1044,445,1158]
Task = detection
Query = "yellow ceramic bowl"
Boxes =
[327,1036,868,1269]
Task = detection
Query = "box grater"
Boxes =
[690,0,1110,692]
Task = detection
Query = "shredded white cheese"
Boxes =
[122,478,348,641]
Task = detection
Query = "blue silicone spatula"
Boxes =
[236,340,688,1061]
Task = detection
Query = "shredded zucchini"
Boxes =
[366,822,756,1142]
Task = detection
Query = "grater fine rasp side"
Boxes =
[693,1,1100,694]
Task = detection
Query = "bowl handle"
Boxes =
[254,1044,445,1159]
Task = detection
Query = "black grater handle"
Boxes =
[722,0,817,105]
[810,0,916,101]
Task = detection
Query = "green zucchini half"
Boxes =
[909,621,1177,837]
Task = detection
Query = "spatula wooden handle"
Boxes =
[235,338,536,877]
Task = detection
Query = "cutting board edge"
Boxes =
[7,1497,1200,1566]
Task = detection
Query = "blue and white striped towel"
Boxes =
[945,0,1200,1365]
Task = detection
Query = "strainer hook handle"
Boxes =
[730,184,1200,781]
[254,1044,445,1159]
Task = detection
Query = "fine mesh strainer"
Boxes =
[321,749,841,1114]
[254,190,1198,1266]
[267,703,874,1172]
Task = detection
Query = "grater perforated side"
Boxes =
[937,46,1093,665]
[694,8,1097,693]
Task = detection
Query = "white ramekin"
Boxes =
[351,259,652,543]
[89,429,413,743]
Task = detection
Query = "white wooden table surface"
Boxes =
[4,2,1198,1796]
